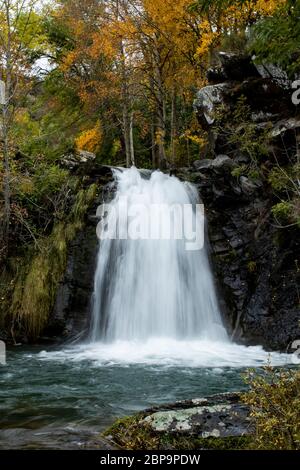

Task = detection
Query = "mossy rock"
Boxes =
[102,392,254,450]
[103,414,252,450]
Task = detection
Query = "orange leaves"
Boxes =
[61,50,77,72]
[75,121,102,153]
[254,0,285,16]
[89,31,116,60]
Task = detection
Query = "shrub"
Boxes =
[242,366,300,450]
[271,201,293,222]
[215,96,270,172]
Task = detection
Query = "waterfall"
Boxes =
[90,167,228,343]
[35,166,289,366]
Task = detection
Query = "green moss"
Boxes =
[103,414,160,450]
[271,201,293,223]
[160,434,251,450]
[10,183,97,341]
[247,261,257,273]
[103,414,252,450]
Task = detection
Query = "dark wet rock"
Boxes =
[193,159,213,170]
[206,67,227,84]
[235,154,250,165]
[239,176,262,196]
[194,53,295,143]
[194,170,300,350]
[211,154,233,170]
[46,171,115,341]
[219,52,259,81]
[192,53,299,351]
[193,155,233,172]
[226,78,292,118]
[46,213,99,341]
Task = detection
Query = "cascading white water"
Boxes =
[37,168,290,367]
[90,167,228,343]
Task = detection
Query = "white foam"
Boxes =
[34,338,291,369]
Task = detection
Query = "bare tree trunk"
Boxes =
[149,76,157,168]
[122,101,131,167]
[186,138,190,167]
[151,116,157,168]
[153,44,167,169]
[129,111,135,166]
[156,88,166,168]
[170,88,177,164]
[1,1,12,254]
[183,100,190,166]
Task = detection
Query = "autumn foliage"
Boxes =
[75,122,103,153]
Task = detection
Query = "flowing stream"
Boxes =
[0,167,291,449]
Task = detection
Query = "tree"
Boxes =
[0,0,47,258]
[43,0,284,170]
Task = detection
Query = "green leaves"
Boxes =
[249,1,300,76]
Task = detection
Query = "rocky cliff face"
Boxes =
[45,221,98,341]
[175,160,299,351]
[185,52,300,351]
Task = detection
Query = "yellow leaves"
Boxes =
[255,0,285,16]
[181,129,207,148]
[110,138,122,158]
[196,20,219,58]
[220,0,284,31]
[75,121,103,153]
[193,0,285,67]
[155,129,165,146]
